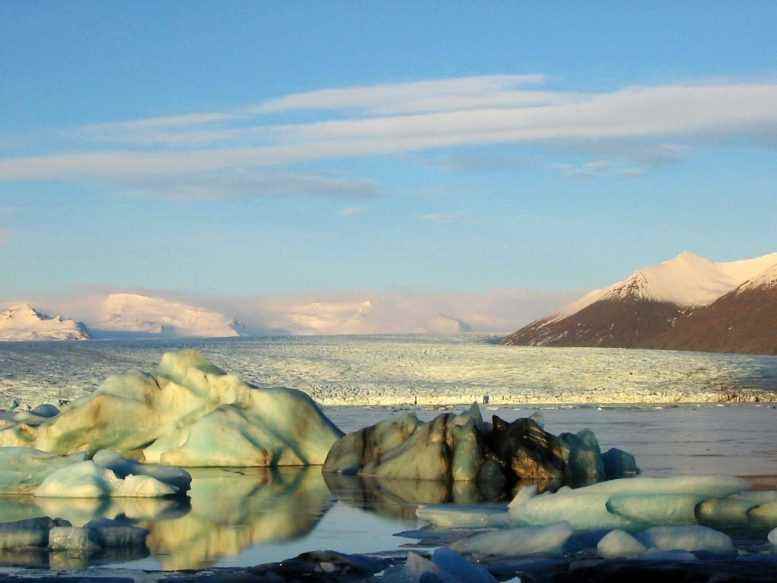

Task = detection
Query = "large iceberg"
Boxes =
[0,350,342,467]
[324,406,634,486]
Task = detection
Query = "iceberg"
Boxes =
[636,525,734,554]
[431,548,497,583]
[606,494,703,525]
[596,529,647,558]
[450,522,573,557]
[0,350,342,467]
[769,527,777,546]
[695,497,757,527]
[416,505,510,529]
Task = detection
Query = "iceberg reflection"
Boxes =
[144,467,332,570]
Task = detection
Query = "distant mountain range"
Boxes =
[0,294,242,341]
[0,304,90,341]
[502,251,777,355]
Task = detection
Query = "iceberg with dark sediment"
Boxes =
[0,350,342,467]
[324,405,637,488]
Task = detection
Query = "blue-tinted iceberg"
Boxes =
[0,351,342,467]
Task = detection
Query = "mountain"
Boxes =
[0,304,90,341]
[95,293,242,338]
[502,251,777,355]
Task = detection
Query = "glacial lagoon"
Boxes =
[0,336,776,572]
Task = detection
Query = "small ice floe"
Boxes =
[416,504,511,529]
[606,493,703,525]
[34,461,181,498]
[695,497,757,527]
[401,548,497,583]
[596,529,647,559]
[450,522,573,557]
[749,501,777,527]
[509,475,748,531]
[637,525,734,554]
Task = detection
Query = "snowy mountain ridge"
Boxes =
[97,293,242,338]
[549,251,777,324]
[0,304,90,341]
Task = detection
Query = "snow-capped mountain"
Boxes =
[0,304,90,341]
[95,293,242,338]
[503,251,777,355]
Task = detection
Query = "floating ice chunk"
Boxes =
[33,461,178,498]
[404,552,451,582]
[578,475,746,498]
[508,485,538,511]
[416,505,510,529]
[602,448,640,479]
[597,529,647,558]
[749,501,777,527]
[695,497,757,527]
[451,522,573,557]
[606,494,703,525]
[637,525,734,554]
[48,526,101,555]
[92,449,191,493]
[769,527,777,546]
[512,492,637,530]
[432,548,497,583]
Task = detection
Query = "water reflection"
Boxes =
[324,473,508,521]
[0,469,591,571]
[144,467,333,570]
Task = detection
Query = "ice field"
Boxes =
[2,335,777,408]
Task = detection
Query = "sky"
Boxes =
[1,3,776,332]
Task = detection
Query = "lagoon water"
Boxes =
[0,336,776,571]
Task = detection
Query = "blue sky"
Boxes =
[2,2,776,305]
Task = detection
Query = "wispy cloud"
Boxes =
[2,77,777,189]
[419,212,466,223]
[121,172,381,200]
[339,206,367,217]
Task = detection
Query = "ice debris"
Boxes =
[0,350,343,467]
[596,529,647,558]
[636,525,734,554]
[34,461,180,498]
[416,504,511,529]
[450,522,574,557]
